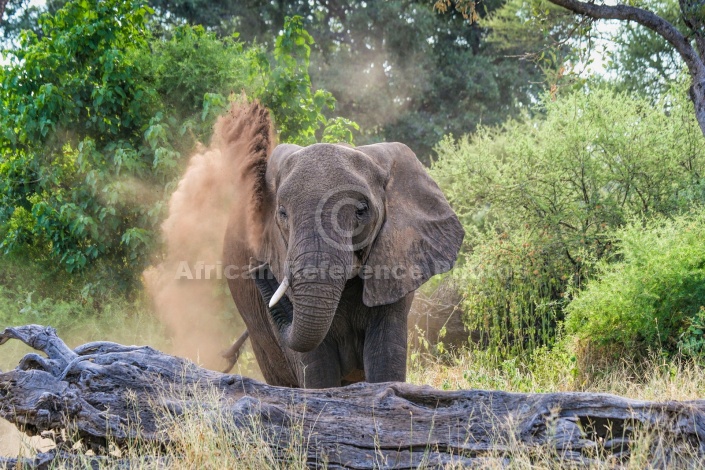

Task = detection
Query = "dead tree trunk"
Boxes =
[1,325,705,468]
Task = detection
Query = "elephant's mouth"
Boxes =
[250,263,293,331]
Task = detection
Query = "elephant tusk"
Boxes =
[269,276,289,308]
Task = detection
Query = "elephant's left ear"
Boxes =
[357,143,465,307]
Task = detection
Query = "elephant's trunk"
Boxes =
[282,251,349,352]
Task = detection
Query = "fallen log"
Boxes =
[1,325,704,468]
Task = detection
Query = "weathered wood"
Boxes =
[2,325,705,468]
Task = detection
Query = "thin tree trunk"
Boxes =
[0,0,8,25]
[1,325,705,468]
[547,0,705,137]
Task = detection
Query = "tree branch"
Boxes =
[544,0,705,136]
[547,0,704,78]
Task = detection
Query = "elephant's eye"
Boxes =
[355,201,369,219]
[278,206,288,221]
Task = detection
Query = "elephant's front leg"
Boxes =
[363,293,414,383]
[295,341,342,388]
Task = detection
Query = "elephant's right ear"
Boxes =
[266,144,303,186]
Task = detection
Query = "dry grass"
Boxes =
[404,345,705,468]
[108,370,705,469]
[136,386,310,469]
[408,340,705,402]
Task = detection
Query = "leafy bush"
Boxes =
[453,225,572,358]
[565,211,705,359]
[0,0,358,294]
[431,85,705,358]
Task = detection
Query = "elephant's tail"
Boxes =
[221,329,250,373]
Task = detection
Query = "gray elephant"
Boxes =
[223,103,464,388]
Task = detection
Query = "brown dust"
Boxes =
[143,100,274,370]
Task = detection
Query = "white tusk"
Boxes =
[269,277,289,308]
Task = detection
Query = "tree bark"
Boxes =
[0,0,7,25]
[1,325,705,468]
[546,0,705,137]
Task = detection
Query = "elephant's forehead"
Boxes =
[279,144,384,187]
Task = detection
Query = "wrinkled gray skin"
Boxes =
[224,142,464,388]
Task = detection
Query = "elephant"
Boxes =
[222,103,464,388]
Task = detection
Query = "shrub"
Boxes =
[453,225,572,359]
[431,84,705,358]
[565,211,705,359]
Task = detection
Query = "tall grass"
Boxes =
[408,338,705,401]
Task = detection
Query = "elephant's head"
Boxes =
[247,141,464,353]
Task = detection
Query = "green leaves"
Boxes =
[0,0,166,284]
[432,83,705,359]
[257,16,358,146]
[566,213,705,358]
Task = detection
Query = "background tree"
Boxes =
[145,0,558,160]
[439,0,705,136]
[431,83,705,359]
[2,0,563,163]
[0,0,65,43]
[551,0,705,135]
[607,0,686,98]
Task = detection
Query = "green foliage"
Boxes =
[0,2,357,293]
[481,0,577,75]
[0,0,66,43]
[431,84,705,358]
[310,0,552,160]
[254,16,358,145]
[132,25,253,126]
[181,0,554,160]
[680,307,705,358]
[0,0,159,287]
[4,0,568,161]
[453,225,571,359]
[566,211,705,358]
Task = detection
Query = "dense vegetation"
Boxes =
[0,0,356,295]
[2,0,577,161]
[431,82,705,364]
[1,0,704,401]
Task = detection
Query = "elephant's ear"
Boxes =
[266,144,302,184]
[356,143,464,307]
[256,144,302,281]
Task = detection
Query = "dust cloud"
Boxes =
[143,100,274,370]
[312,49,429,131]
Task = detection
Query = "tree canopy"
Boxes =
[2,0,564,162]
